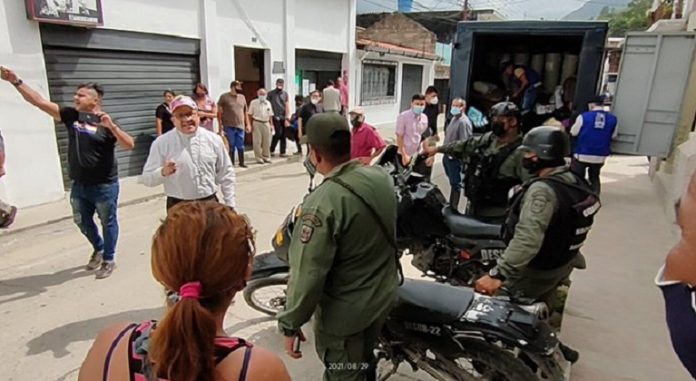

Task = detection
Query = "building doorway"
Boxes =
[400,64,423,113]
[234,46,266,145]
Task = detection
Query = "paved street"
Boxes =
[0,151,691,380]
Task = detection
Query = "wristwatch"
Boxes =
[12,79,23,87]
[489,267,506,281]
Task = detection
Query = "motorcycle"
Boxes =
[243,167,570,380]
[378,145,507,286]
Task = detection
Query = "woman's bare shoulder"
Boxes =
[219,344,292,381]
[78,322,137,381]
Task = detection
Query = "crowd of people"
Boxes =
[1,62,695,381]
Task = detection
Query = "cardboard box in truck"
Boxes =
[450,21,608,131]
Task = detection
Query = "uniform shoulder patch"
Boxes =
[528,188,552,215]
[299,224,315,243]
[301,213,323,227]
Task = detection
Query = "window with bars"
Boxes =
[361,61,397,105]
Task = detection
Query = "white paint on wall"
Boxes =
[101,0,201,38]
[0,0,65,207]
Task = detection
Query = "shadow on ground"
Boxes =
[26,307,164,358]
[0,266,93,306]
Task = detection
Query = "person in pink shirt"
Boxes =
[349,107,386,165]
[337,76,349,115]
[396,94,428,166]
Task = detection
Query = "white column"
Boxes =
[200,0,222,98]
[284,0,297,112]
[345,0,358,111]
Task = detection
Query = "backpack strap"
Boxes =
[103,323,138,381]
[327,176,404,285]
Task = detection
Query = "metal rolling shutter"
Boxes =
[41,26,200,187]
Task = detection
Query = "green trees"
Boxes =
[598,0,653,37]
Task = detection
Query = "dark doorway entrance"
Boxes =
[400,64,424,113]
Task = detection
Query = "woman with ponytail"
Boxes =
[78,202,291,381]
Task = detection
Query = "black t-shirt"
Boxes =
[298,104,324,133]
[424,103,439,135]
[155,103,175,134]
[60,107,118,185]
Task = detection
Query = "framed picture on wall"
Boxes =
[26,0,103,27]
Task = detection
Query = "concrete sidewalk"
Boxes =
[559,155,690,380]
[0,151,301,237]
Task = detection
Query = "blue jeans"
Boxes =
[443,156,463,191]
[224,126,245,157]
[70,181,119,262]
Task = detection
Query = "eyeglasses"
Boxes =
[173,112,197,120]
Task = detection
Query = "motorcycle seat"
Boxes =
[442,207,501,239]
[393,279,475,324]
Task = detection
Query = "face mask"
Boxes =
[351,117,362,128]
[430,97,439,105]
[235,87,243,93]
[491,121,507,137]
[412,106,425,115]
[259,95,267,102]
[450,107,462,116]
[303,154,317,177]
[658,273,696,378]
[311,98,320,105]
[522,156,543,174]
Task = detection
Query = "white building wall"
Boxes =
[0,0,64,208]
[356,51,436,128]
[0,0,355,208]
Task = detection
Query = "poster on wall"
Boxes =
[26,0,103,27]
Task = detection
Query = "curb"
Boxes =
[0,157,300,237]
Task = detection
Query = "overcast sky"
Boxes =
[357,0,585,20]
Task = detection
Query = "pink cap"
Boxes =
[170,95,198,113]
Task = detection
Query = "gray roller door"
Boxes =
[41,25,200,187]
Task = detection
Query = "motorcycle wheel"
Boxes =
[417,339,538,381]
[243,275,289,316]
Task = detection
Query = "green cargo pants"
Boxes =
[314,312,388,381]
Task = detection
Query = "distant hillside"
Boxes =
[563,0,631,20]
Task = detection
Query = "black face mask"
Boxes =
[491,121,507,137]
[351,118,362,128]
[522,156,543,174]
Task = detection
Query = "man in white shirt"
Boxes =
[248,88,274,164]
[141,95,236,211]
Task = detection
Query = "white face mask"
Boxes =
[259,95,267,102]
[311,98,320,105]
[430,96,439,105]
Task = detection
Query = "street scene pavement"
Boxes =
[0,135,691,380]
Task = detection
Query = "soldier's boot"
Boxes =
[449,188,461,211]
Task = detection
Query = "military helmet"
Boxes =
[489,101,521,120]
[521,126,570,161]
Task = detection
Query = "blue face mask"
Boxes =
[412,106,425,115]
[450,107,462,116]
[657,267,696,378]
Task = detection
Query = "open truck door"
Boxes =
[612,32,696,158]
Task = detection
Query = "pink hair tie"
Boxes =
[179,281,202,300]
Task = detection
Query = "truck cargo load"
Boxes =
[450,21,608,132]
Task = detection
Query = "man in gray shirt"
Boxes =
[322,80,341,113]
[443,98,473,210]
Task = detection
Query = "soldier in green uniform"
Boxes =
[276,113,399,381]
[474,126,600,302]
[425,101,529,223]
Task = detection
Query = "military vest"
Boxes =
[464,133,522,208]
[503,172,601,270]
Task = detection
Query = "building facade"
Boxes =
[0,0,357,207]
[355,13,437,126]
